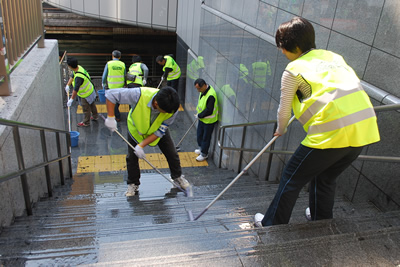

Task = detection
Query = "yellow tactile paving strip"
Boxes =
[77,104,130,114]
[77,104,184,114]
[77,152,207,173]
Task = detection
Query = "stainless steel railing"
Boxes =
[0,118,72,215]
[217,103,400,180]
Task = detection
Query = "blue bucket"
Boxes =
[70,131,80,147]
[98,89,106,103]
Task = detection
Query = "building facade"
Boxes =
[177,0,400,211]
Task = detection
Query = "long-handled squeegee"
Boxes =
[175,117,198,152]
[189,116,295,221]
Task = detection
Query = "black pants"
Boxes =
[127,83,141,88]
[261,144,364,226]
[197,120,216,156]
[167,78,179,91]
[126,130,182,185]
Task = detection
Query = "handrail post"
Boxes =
[238,125,247,173]
[40,130,53,197]
[13,126,33,215]
[56,132,65,185]
[218,128,225,168]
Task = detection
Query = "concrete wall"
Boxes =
[0,40,69,228]
[177,1,400,211]
[44,0,178,32]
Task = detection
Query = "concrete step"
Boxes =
[1,209,400,266]
[0,170,398,266]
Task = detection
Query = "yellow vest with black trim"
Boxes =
[196,86,219,124]
[127,63,144,86]
[163,55,181,81]
[127,87,174,146]
[73,66,94,98]
[107,60,125,89]
[286,49,380,149]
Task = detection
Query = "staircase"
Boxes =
[0,162,399,266]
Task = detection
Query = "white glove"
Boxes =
[65,85,70,94]
[142,79,147,86]
[105,116,117,132]
[134,144,146,159]
[67,98,73,107]
[194,114,198,118]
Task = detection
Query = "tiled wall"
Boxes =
[177,0,400,210]
[45,0,178,31]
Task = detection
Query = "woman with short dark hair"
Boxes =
[255,17,380,227]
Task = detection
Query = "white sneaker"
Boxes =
[254,213,264,227]
[125,184,139,196]
[174,175,190,189]
[305,207,312,221]
[196,154,208,161]
[194,148,201,155]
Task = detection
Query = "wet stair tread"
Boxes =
[0,169,398,266]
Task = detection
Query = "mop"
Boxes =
[188,116,296,221]
[100,114,193,197]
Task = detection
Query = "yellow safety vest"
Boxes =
[73,66,94,98]
[163,55,181,81]
[239,64,249,84]
[187,56,204,80]
[127,63,143,86]
[127,87,173,146]
[286,49,380,149]
[107,60,125,89]
[252,61,271,88]
[197,86,219,124]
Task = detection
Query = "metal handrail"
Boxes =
[217,103,400,180]
[0,118,72,216]
[217,120,277,173]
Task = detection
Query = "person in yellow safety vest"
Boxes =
[254,17,380,227]
[239,63,249,84]
[102,50,126,122]
[194,78,219,162]
[65,57,98,127]
[104,86,191,196]
[251,60,271,89]
[156,54,181,91]
[126,55,149,88]
[187,56,205,81]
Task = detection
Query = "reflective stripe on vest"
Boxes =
[163,56,181,80]
[127,63,143,85]
[107,60,125,89]
[287,49,380,148]
[74,66,94,98]
[196,86,219,124]
[127,87,173,146]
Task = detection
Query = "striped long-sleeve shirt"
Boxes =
[276,70,311,135]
